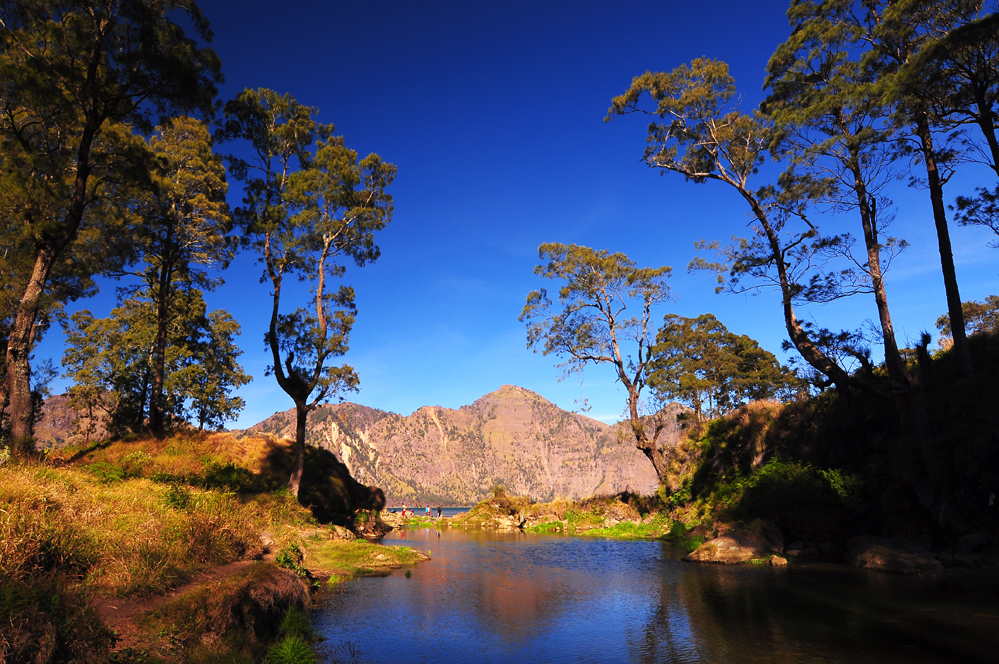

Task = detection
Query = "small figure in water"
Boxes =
[437,506,442,519]
[402,504,407,517]
[426,506,431,518]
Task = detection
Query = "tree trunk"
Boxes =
[5,248,57,442]
[740,189,857,392]
[288,401,308,497]
[915,114,974,377]
[5,118,100,442]
[149,261,173,435]
[848,153,939,500]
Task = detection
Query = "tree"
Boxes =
[0,0,222,444]
[188,310,249,431]
[63,287,249,435]
[936,294,999,347]
[520,243,677,483]
[607,58,861,393]
[647,313,802,421]
[907,11,999,247]
[764,3,919,391]
[219,89,395,497]
[122,116,232,435]
[873,0,992,376]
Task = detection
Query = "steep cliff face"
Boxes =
[245,385,687,504]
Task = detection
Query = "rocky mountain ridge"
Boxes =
[244,384,686,505]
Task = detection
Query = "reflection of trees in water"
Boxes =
[634,549,999,664]
[634,546,824,664]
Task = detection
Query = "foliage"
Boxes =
[218,87,396,495]
[264,636,318,664]
[0,0,224,443]
[936,295,999,347]
[123,116,235,434]
[648,313,803,419]
[521,242,677,481]
[0,577,116,664]
[62,287,250,435]
[607,58,858,393]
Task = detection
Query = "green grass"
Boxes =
[303,540,427,578]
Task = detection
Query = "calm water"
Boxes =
[313,527,999,664]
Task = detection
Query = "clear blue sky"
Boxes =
[37,0,999,427]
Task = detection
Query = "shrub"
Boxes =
[264,636,318,664]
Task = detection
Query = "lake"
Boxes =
[313,527,999,663]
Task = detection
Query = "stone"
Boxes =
[329,525,358,541]
[846,536,943,575]
[770,555,788,567]
[957,531,992,555]
[684,521,784,565]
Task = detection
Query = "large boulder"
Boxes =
[845,536,943,575]
[684,521,784,564]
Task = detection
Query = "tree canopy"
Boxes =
[648,313,802,421]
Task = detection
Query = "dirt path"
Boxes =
[91,560,257,653]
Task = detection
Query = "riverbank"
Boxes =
[0,432,426,664]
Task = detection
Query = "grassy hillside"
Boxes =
[0,431,424,664]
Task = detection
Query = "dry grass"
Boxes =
[1,432,425,664]
[0,464,263,598]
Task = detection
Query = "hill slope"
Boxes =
[245,385,684,504]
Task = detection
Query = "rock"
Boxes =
[785,540,804,557]
[770,555,788,566]
[846,536,943,575]
[957,531,992,555]
[329,525,358,540]
[684,522,784,564]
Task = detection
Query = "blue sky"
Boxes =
[37,0,999,427]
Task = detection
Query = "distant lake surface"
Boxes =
[313,528,999,664]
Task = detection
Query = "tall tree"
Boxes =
[188,309,249,431]
[764,2,917,392]
[0,0,222,444]
[122,116,232,435]
[219,89,395,497]
[520,243,677,483]
[607,59,862,393]
[901,11,999,248]
[874,0,992,376]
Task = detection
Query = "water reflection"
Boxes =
[314,528,999,664]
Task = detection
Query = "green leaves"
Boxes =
[648,313,803,420]
[220,88,394,411]
[521,243,673,374]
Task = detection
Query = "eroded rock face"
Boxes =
[683,521,784,564]
[245,385,688,504]
[846,537,943,575]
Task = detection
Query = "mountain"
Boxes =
[244,384,687,505]
[33,394,108,450]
